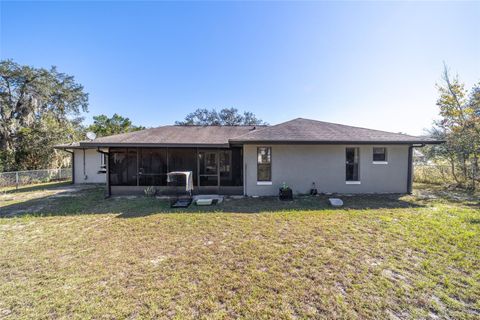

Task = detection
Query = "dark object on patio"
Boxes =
[171,198,192,208]
[310,182,318,196]
[167,171,193,208]
[279,182,293,201]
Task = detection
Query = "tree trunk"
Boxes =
[450,157,459,185]
[462,155,468,181]
[472,153,478,191]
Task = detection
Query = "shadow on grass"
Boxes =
[0,184,425,218]
[465,203,480,210]
[413,183,480,210]
[1,181,72,194]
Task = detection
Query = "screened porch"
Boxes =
[108,147,243,195]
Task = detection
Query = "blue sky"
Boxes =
[1,1,479,135]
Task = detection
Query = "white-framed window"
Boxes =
[257,147,272,184]
[373,147,387,164]
[99,153,107,173]
[346,147,360,183]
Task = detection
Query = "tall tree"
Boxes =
[87,114,145,137]
[175,108,267,126]
[0,60,88,171]
[15,112,85,170]
[428,65,480,189]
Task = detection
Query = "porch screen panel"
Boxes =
[168,148,198,185]
[127,148,138,185]
[109,148,138,186]
[139,148,167,186]
[220,147,243,186]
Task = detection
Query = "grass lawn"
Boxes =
[0,183,479,319]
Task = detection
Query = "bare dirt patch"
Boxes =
[1,183,97,216]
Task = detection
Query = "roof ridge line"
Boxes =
[171,124,265,127]
[229,118,298,140]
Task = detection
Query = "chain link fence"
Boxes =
[0,168,72,189]
[0,164,465,189]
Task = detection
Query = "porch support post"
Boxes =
[106,148,111,198]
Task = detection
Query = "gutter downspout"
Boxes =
[407,146,413,194]
[97,148,111,198]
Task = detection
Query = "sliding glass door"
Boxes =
[198,150,241,188]
[198,151,219,186]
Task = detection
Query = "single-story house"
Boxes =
[55,118,441,196]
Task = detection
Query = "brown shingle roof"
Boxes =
[80,125,258,147]
[230,118,440,144]
[64,118,441,148]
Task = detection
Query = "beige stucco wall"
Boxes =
[73,149,106,184]
[243,144,409,196]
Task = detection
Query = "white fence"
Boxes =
[0,168,72,189]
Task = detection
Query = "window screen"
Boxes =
[373,147,387,162]
[139,148,167,186]
[257,147,272,181]
[168,148,197,185]
[109,148,138,186]
[219,148,243,186]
